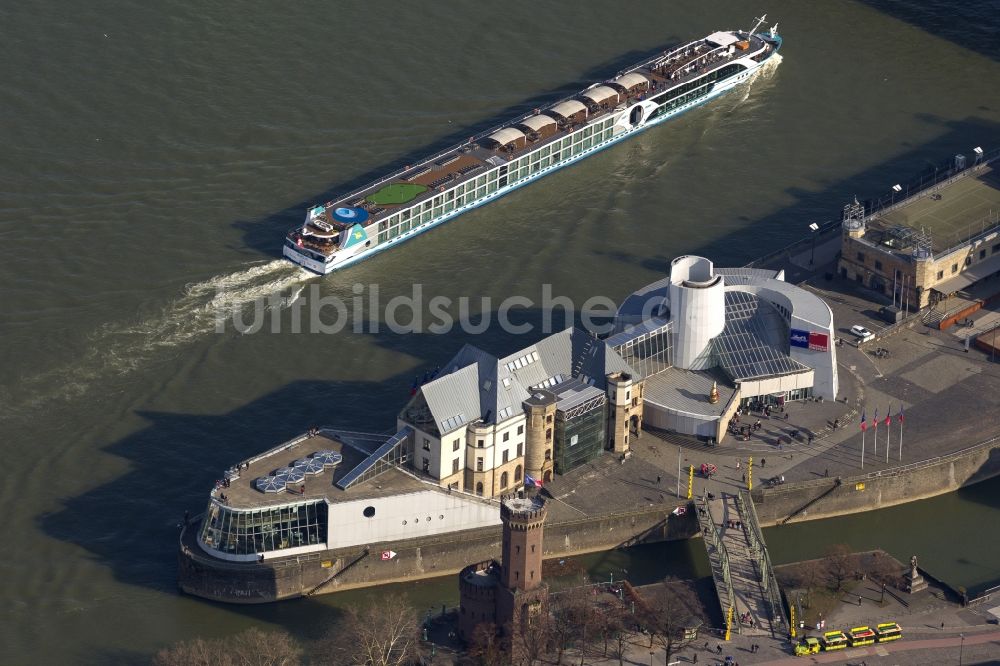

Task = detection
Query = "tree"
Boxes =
[605,604,635,666]
[510,609,551,666]
[467,623,505,666]
[641,580,700,666]
[321,593,419,666]
[548,587,590,665]
[868,550,901,589]
[822,543,854,591]
[153,627,302,666]
[798,558,825,608]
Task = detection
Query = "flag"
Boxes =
[525,474,543,488]
[860,409,867,431]
[884,405,892,427]
[898,405,904,423]
[872,407,879,430]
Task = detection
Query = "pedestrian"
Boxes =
[693,654,698,664]
[761,458,766,467]
[736,459,741,470]
[742,473,746,483]
[858,596,862,606]
[717,644,723,654]
[657,475,661,484]
[824,468,829,477]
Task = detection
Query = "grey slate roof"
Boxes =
[403,328,635,433]
[643,367,736,417]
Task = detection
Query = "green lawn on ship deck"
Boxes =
[366,182,428,205]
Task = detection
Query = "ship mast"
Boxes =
[747,14,767,37]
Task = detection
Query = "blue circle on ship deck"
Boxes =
[312,450,343,466]
[294,457,326,474]
[332,207,369,223]
[255,475,288,493]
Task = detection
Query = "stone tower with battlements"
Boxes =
[496,496,549,648]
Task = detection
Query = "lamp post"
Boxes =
[808,222,820,265]
[959,633,965,665]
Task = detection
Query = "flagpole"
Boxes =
[898,416,904,461]
[861,428,865,469]
[873,419,877,459]
[886,405,891,464]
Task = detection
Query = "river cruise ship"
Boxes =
[285,18,781,274]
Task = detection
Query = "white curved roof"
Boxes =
[518,114,557,132]
[581,85,619,105]
[615,72,648,89]
[549,100,587,119]
[487,127,525,146]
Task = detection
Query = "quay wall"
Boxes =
[178,501,699,603]
[751,437,1000,526]
[179,437,1000,603]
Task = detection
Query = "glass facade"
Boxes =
[553,400,607,474]
[613,326,672,379]
[200,500,328,557]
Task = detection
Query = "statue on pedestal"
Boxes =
[905,554,927,594]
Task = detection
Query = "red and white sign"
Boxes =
[381,550,397,561]
[808,332,829,351]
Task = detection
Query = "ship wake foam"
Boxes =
[2,260,313,423]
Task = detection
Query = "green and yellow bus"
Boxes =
[849,626,876,647]
[821,630,848,651]
[875,622,902,642]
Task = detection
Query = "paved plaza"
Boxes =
[544,231,1000,527]
[533,233,1000,664]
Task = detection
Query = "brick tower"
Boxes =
[522,391,556,484]
[496,496,549,641]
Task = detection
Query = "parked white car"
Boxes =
[850,324,874,342]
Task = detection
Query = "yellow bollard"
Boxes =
[687,465,694,500]
[748,456,753,491]
[790,602,796,639]
[725,604,734,641]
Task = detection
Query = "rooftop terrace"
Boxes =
[864,163,1000,254]
[216,432,425,510]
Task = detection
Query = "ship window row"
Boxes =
[374,118,619,244]
[651,63,744,107]
[199,500,329,556]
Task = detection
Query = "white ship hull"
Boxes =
[286,30,781,276]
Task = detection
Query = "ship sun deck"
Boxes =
[293,32,770,249]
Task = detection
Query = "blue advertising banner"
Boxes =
[789,329,810,349]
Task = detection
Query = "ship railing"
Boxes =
[314,39,743,214]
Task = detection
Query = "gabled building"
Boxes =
[397,327,643,497]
